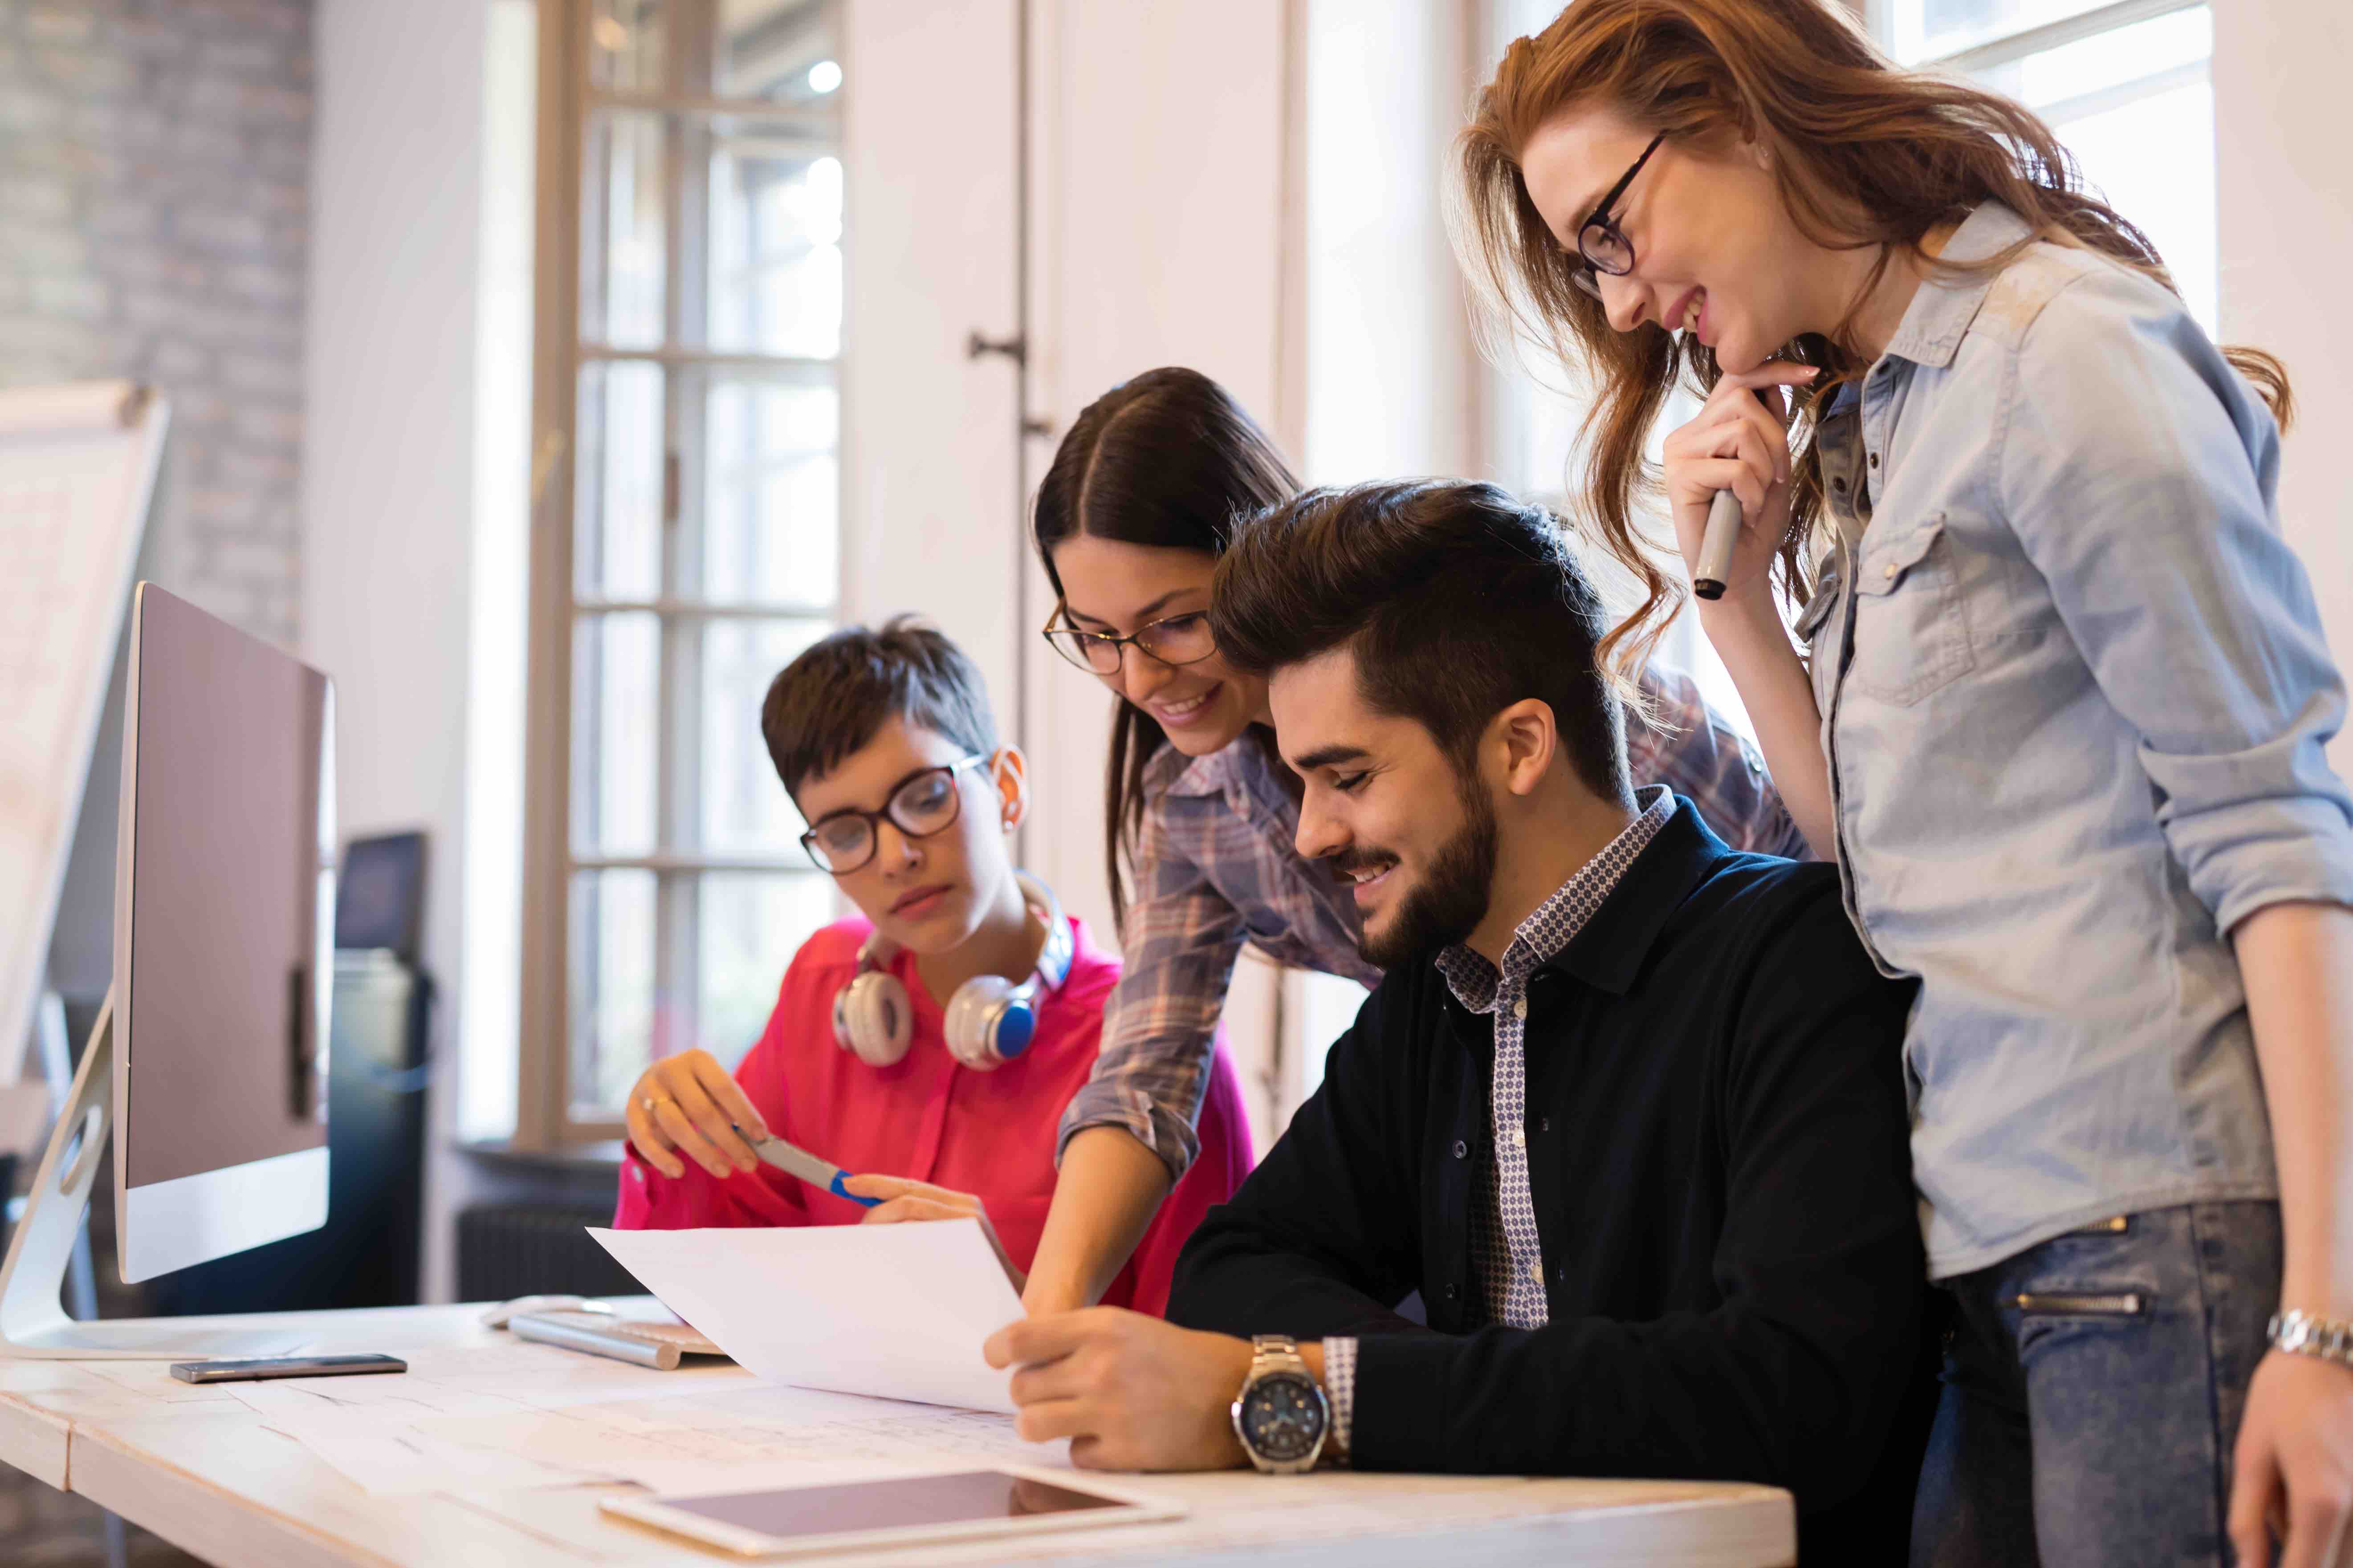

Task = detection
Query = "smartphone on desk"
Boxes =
[169,1353,407,1384]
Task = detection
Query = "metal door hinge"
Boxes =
[967,331,1027,365]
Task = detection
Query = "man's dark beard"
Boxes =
[1353,768,1497,969]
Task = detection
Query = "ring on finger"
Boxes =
[641,1092,672,1114]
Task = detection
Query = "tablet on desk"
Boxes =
[599,1466,1186,1558]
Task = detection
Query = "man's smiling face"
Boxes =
[1269,645,1497,969]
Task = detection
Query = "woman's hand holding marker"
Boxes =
[623,1048,770,1181]
[1661,362,1817,613]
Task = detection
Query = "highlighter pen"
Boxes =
[752,1134,881,1208]
[1692,488,1743,601]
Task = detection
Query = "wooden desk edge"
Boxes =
[66,1419,571,1568]
[0,1389,71,1491]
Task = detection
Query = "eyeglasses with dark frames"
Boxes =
[1569,131,1667,301]
[798,755,992,875]
[1041,606,1218,677]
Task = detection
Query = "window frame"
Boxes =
[1867,0,2203,74]
[1867,0,2218,331]
[521,0,846,1147]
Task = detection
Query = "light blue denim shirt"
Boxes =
[1799,201,2353,1278]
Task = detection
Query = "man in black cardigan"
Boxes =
[986,479,1933,1560]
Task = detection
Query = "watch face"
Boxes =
[1239,1371,1327,1463]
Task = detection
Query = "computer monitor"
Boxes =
[0,582,337,1358]
[114,582,336,1281]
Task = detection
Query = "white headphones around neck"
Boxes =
[830,871,1075,1071]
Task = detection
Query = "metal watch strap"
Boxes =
[2270,1309,2353,1367]
[1235,1333,1327,1475]
[1251,1333,1308,1378]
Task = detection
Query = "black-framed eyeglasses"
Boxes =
[798,755,991,875]
[1041,606,1217,677]
[1569,131,1666,301]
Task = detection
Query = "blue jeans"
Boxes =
[1911,1202,2282,1568]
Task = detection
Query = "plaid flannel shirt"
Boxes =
[1060,663,1805,1178]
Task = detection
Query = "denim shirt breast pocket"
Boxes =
[1845,512,1976,706]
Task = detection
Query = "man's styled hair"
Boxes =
[1210,479,1631,805]
[760,616,998,798]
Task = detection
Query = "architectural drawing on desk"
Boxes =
[415,1385,1031,1469]
[250,1380,1038,1499]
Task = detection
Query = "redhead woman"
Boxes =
[1017,366,1806,1318]
[1457,3,2353,1565]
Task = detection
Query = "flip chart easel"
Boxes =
[0,383,167,1090]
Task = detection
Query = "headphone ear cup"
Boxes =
[833,971,913,1068]
[943,975,1034,1071]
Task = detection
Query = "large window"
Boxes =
[525,0,846,1142]
[1873,0,2216,329]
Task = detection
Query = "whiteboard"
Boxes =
[0,382,167,1084]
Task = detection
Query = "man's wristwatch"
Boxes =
[1231,1334,1329,1474]
[2270,1308,2353,1367]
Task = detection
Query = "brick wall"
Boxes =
[0,0,309,646]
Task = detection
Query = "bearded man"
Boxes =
[987,479,1938,1564]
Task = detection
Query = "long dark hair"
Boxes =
[1455,0,2293,679]
[1031,367,1299,933]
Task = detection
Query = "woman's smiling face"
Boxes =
[1048,534,1265,756]
[1515,102,1824,376]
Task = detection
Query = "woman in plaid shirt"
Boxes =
[1018,366,1805,1314]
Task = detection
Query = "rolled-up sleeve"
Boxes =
[2002,271,2353,934]
[1058,792,1249,1180]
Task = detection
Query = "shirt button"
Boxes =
[1540,1117,1551,1134]
[1512,997,1528,1021]
[1528,1262,1544,1284]
[1444,1283,1460,1302]
[1869,451,1881,469]
[1452,1140,1468,1160]
[1511,1128,1526,1150]
[1883,562,1897,580]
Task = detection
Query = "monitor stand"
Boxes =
[0,993,304,1360]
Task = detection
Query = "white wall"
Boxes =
[2215,0,2353,780]
[840,0,1296,951]
[1022,0,1297,949]
[1303,0,1476,486]
[462,2,537,1147]
[839,0,1022,754]
[303,0,497,1304]
[842,0,1299,1141]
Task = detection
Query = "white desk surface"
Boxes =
[0,1302,1796,1568]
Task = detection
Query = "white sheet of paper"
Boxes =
[587,1220,1024,1413]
